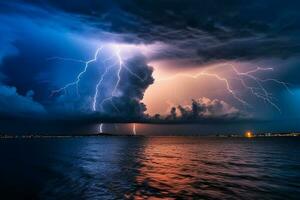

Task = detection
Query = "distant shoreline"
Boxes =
[0,132,300,139]
[0,133,136,139]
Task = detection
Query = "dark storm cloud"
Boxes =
[23,0,300,63]
[120,0,300,62]
[101,54,154,119]
[50,48,154,121]
[0,85,46,118]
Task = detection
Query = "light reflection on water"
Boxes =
[0,137,300,199]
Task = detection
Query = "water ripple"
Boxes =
[0,137,300,199]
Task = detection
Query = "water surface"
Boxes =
[0,136,299,199]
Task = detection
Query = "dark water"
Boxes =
[0,137,300,200]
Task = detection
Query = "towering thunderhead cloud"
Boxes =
[50,44,154,120]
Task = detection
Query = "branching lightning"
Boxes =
[49,47,103,96]
[100,45,146,108]
[157,71,248,106]
[157,64,292,113]
[48,45,144,134]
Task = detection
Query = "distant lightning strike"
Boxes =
[99,123,103,133]
[133,123,137,135]
[157,65,292,112]
[49,45,144,134]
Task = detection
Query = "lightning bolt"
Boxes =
[157,64,292,113]
[230,65,292,112]
[132,123,137,135]
[49,45,144,135]
[97,45,145,134]
[49,47,103,96]
[96,46,124,114]
[99,123,103,133]
[92,57,119,133]
[157,71,249,106]
[92,57,119,111]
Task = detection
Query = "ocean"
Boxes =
[0,136,299,199]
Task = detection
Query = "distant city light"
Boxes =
[245,131,254,138]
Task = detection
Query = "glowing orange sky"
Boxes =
[142,61,244,115]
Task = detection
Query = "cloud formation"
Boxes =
[151,97,246,123]
[50,46,154,120]
[0,85,46,118]
[23,0,300,64]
